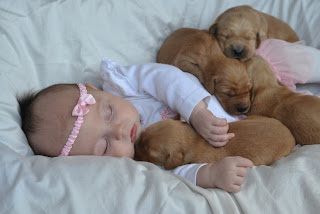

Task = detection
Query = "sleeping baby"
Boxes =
[19,58,253,193]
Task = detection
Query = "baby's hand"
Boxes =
[190,101,234,147]
[197,157,254,193]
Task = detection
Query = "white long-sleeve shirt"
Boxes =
[100,57,238,184]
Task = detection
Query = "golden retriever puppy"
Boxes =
[135,116,295,169]
[245,56,320,145]
[157,28,252,115]
[209,5,299,60]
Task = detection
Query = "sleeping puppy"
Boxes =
[245,56,320,145]
[209,5,299,60]
[135,116,295,170]
[157,28,252,115]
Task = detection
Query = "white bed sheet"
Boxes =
[0,0,320,213]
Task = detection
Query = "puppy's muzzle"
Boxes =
[236,105,249,114]
[231,44,248,59]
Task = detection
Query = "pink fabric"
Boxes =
[159,107,178,120]
[254,39,313,91]
[59,83,96,156]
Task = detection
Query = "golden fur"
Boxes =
[246,56,320,145]
[135,116,295,169]
[157,28,252,115]
[209,5,299,60]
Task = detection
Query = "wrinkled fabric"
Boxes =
[1,0,320,213]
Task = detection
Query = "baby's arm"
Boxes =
[167,157,253,193]
[197,157,253,193]
[101,58,209,121]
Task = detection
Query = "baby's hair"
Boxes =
[18,84,78,155]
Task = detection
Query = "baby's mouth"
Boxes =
[130,124,137,143]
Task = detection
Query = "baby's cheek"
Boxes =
[94,139,108,156]
[109,143,135,159]
[125,145,135,159]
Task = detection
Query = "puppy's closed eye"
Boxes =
[221,91,235,97]
[218,34,228,41]
[245,33,256,41]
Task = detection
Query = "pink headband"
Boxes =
[59,83,96,156]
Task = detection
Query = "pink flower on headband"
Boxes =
[59,83,96,156]
[72,94,96,116]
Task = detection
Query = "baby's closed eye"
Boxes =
[95,138,109,156]
[103,138,110,155]
[104,104,113,122]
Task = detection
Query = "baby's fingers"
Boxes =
[236,167,249,177]
[234,176,245,186]
[209,140,228,147]
[207,133,235,147]
[210,125,229,135]
[235,157,254,168]
[211,116,228,126]
[229,185,242,193]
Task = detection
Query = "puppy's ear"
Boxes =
[175,56,205,83]
[245,59,254,79]
[257,16,268,48]
[164,152,184,170]
[249,82,255,103]
[256,31,267,48]
[244,60,255,102]
[204,78,216,95]
[256,32,261,48]
[209,23,218,35]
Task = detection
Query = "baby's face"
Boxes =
[68,84,143,158]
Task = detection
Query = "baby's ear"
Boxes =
[85,83,98,90]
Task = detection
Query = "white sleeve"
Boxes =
[100,57,211,122]
[161,163,207,185]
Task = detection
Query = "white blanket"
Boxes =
[0,0,320,213]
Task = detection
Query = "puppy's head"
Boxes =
[245,56,279,94]
[209,59,252,115]
[209,5,266,60]
[134,119,189,169]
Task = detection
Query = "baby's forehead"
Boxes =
[39,87,78,106]
[31,87,80,156]
[35,88,79,124]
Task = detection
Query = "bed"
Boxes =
[1,0,320,213]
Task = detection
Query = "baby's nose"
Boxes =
[112,123,125,140]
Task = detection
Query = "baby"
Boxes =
[19,58,254,193]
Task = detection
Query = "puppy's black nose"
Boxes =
[237,106,248,113]
[233,47,244,58]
